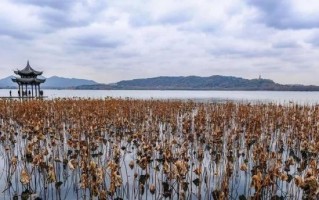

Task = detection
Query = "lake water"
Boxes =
[0,90,318,199]
[1,89,319,104]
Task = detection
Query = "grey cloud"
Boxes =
[209,47,277,58]
[40,9,73,28]
[256,65,282,72]
[246,0,319,29]
[177,23,218,34]
[14,0,106,30]
[0,15,39,40]
[72,36,124,49]
[115,51,140,58]
[246,0,285,13]
[39,9,87,30]
[307,33,319,47]
[198,23,219,34]
[157,10,193,25]
[129,12,153,27]
[0,26,33,40]
[129,8,192,27]
[272,41,301,49]
[14,0,74,10]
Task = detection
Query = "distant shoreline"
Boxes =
[2,88,319,91]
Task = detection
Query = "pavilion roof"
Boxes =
[12,77,46,84]
[14,61,43,76]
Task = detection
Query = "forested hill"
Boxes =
[76,75,319,91]
[116,75,277,89]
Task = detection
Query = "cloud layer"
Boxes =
[1,0,319,85]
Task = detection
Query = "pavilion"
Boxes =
[11,61,46,97]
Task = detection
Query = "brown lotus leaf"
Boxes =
[197,147,204,160]
[163,161,170,174]
[240,163,248,172]
[164,148,172,160]
[129,160,135,169]
[150,184,156,194]
[38,132,46,140]
[175,160,188,176]
[96,167,104,184]
[47,165,56,183]
[306,169,315,178]
[99,189,107,200]
[113,171,122,187]
[80,173,88,189]
[32,154,43,166]
[137,156,148,170]
[68,159,77,170]
[263,174,273,186]
[11,156,18,167]
[294,175,304,188]
[109,184,116,195]
[226,162,234,176]
[280,172,288,181]
[89,160,97,171]
[251,174,262,192]
[20,169,31,185]
[107,161,117,171]
[310,159,317,169]
[92,185,99,197]
[193,166,202,176]
[304,176,318,193]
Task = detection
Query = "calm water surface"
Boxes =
[1,89,319,104]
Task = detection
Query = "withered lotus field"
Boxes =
[0,98,318,200]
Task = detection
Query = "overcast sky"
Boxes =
[1,0,319,84]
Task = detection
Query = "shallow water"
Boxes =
[1,89,319,104]
[0,97,317,199]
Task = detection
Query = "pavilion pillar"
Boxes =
[31,84,34,97]
[28,84,30,97]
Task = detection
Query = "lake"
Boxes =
[1,89,319,104]
[0,92,318,199]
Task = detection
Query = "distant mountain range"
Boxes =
[76,75,319,91]
[43,76,97,88]
[0,75,98,89]
[1,75,319,91]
